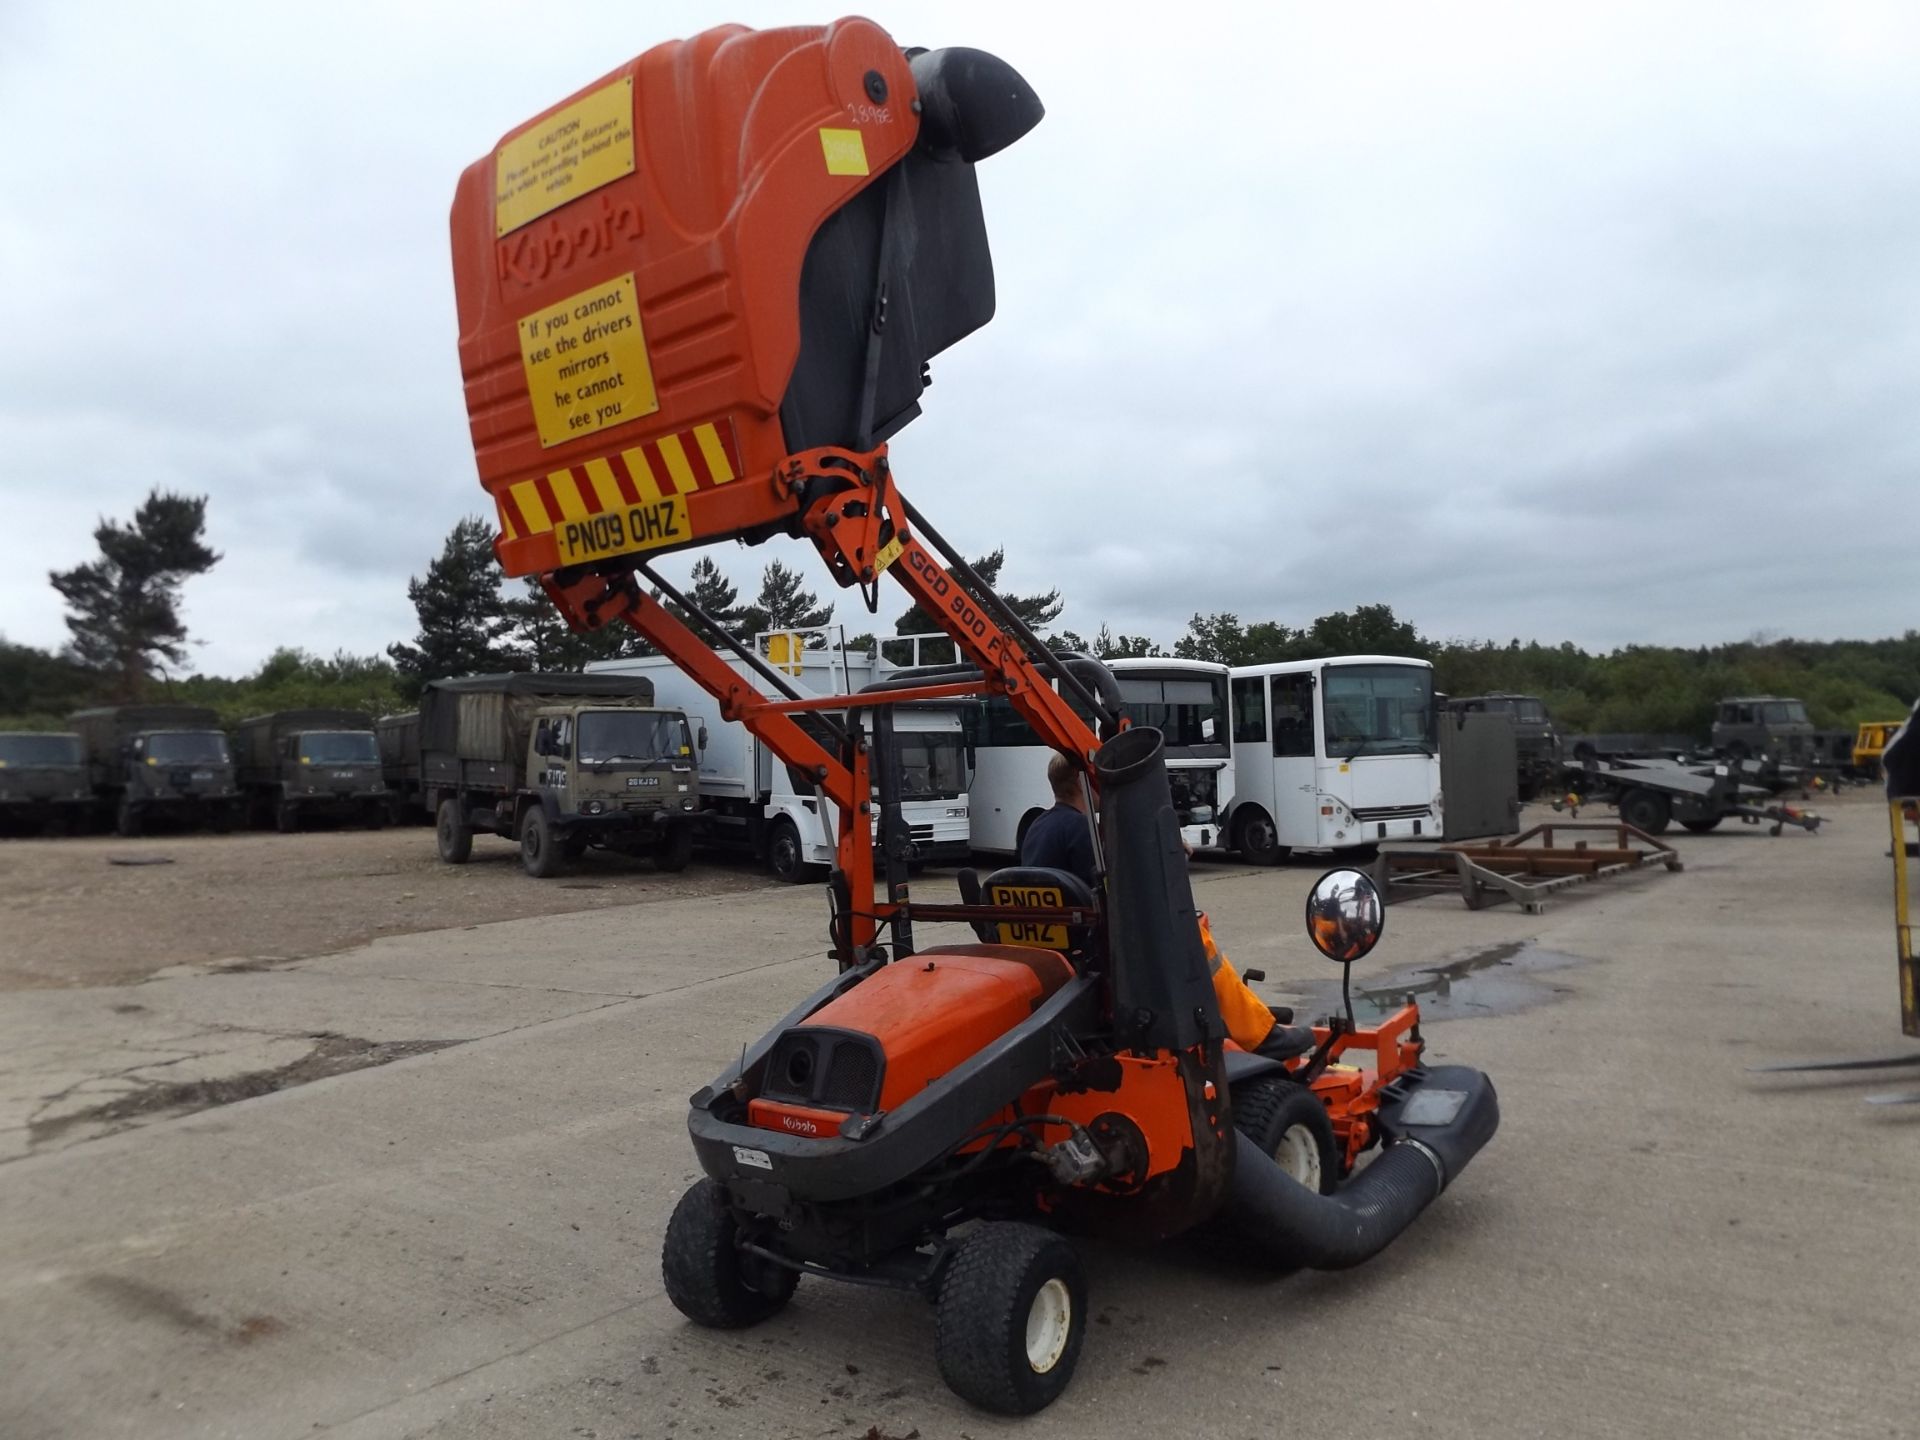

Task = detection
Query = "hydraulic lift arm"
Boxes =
[542,440,1107,963]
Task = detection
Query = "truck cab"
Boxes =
[0,732,93,835]
[597,635,973,883]
[526,702,700,854]
[423,672,701,878]
[1712,696,1815,765]
[71,706,242,837]
[236,709,386,831]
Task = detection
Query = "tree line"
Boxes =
[3,496,1915,739]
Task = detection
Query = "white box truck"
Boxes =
[593,632,972,882]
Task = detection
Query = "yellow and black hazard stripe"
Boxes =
[494,419,742,542]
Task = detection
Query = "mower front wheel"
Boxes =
[661,1179,797,1329]
[1234,1074,1338,1195]
[935,1222,1086,1416]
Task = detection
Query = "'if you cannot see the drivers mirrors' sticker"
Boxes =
[517,272,660,448]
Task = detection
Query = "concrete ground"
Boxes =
[2,791,1915,1439]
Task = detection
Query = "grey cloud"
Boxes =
[3,1,1917,676]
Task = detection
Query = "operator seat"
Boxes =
[957,865,1101,970]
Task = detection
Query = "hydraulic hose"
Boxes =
[1224,1065,1500,1270]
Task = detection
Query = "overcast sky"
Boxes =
[2,2,1915,677]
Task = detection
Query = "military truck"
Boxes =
[375,711,425,823]
[0,732,94,835]
[234,708,387,832]
[70,705,241,836]
[421,673,701,877]
[1711,696,1816,765]
[1445,692,1561,798]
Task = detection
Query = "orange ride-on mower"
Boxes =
[447,18,1499,1415]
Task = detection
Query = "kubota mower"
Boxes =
[449,18,1499,1414]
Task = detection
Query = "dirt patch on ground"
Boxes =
[0,827,775,990]
[27,1034,455,1148]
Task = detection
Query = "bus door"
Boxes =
[1266,672,1320,845]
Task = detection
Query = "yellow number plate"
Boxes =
[553,495,689,566]
[988,883,1068,950]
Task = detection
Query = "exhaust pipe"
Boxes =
[1224,1065,1500,1270]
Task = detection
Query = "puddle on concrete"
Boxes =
[1294,940,1588,1022]
[27,1034,455,1150]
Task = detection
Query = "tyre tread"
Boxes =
[935,1222,1083,1415]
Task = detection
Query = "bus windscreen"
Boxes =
[1323,665,1434,759]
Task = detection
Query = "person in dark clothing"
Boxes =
[1019,751,1097,886]
[1021,752,1312,1061]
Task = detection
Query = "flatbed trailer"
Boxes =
[1560,755,1821,835]
[1370,821,1682,914]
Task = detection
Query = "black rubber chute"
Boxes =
[1093,726,1220,1052]
[1222,1065,1500,1270]
[910,47,1045,162]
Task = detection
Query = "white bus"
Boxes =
[1223,655,1442,864]
[595,633,973,882]
[968,657,1232,856]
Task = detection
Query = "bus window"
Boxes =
[1231,676,1267,744]
[1118,677,1224,749]
[1272,673,1314,758]
[983,694,1039,748]
[1322,664,1435,758]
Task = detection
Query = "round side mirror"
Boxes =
[1304,868,1384,965]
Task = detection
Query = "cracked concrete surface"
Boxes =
[0,890,824,1163]
[2,793,1915,1440]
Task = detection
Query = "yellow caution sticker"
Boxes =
[495,78,636,236]
[552,494,689,567]
[873,535,904,575]
[517,272,660,449]
[819,127,869,176]
[989,883,1068,950]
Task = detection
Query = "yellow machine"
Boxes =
[1855,721,1902,778]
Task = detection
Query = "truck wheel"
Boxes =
[654,825,694,873]
[1617,788,1671,834]
[275,802,301,834]
[765,818,814,884]
[436,799,472,864]
[934,1222,1086,1416]
[520,808,563,878]
[1234,807,1288,866]
[1680,816,1723,833]
[363,801,387,831]
[115,799,142,838]
[661,1179,797,1329]
[1232,1075,1338,1195]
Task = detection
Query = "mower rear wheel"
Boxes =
[661,1179,797,1329]
[934,1222,1086,1416]
[1233,1075,1338,1195]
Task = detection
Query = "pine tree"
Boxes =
[738,559,834,639]
[506,577,653,669]
[387,516,523,697]
[48,489,220,701]
[664,557,751,639]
